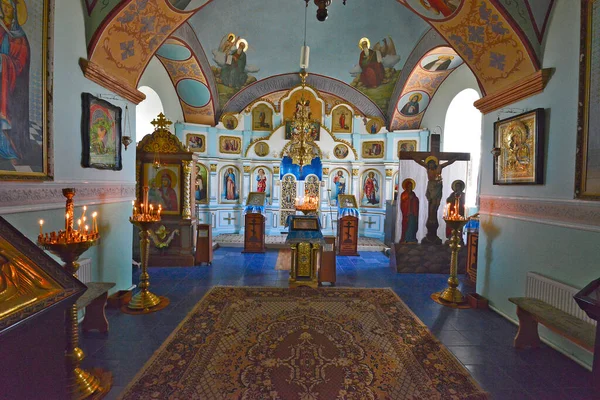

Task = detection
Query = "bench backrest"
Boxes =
[526,272,596,326]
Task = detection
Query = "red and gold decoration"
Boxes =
[119,287,488,399]
[38,188,112,400]
[128,187,168,313]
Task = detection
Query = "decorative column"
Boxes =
[182,160,192,220]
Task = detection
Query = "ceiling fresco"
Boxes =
[187,0,430,111]
[82,0,557,127]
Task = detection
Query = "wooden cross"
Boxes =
[363,217,377,228]
[399,134,470,244]
[248,217,260,238]
[223,213,236,225]
[343,220,354,243]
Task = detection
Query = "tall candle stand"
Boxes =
[433,216,469,306]
[38,188,110,400]
[129,187,163,311]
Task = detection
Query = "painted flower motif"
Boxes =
[478,3,491,20]
[489,52,506,71]
[299,332,313,340]
[467,26,484,43]
[120,41,135,60]
[140,16,156,33]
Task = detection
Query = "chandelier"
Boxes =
[305,0,347,22]
[285,71,319,169]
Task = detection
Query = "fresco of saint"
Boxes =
[0,0,30,165]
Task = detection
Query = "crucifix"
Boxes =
[223,213,236,225]
[399,134,470,244]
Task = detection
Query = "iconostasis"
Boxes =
[176,85,428,239]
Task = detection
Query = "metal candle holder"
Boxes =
[38,189,110,399]
[435,217,469,305]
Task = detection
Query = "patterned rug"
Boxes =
[214,234,389,252]
[120,287,488,400]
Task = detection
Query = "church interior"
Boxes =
[1,0,599,399]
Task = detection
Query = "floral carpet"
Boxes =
[119,287,488,400]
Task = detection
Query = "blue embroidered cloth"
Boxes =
[285,216,325,245]
[244,205,266,215]
[338,207,361,219]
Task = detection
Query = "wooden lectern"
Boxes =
[0,217,87,399]
[243,192,266,253]
[319,236,336,285]
[337,195,359,256]
[286,216,325,289]
[338,216,359,256]
[195,223,213,265]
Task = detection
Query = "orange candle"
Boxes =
[39,220,44,236]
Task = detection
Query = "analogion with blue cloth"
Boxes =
[285,215,324,288]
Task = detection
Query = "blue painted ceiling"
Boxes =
[187,0,429,83]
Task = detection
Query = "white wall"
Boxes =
[420,64,481,139]
[477,0,599,369]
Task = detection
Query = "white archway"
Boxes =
[136,86,165,143]
[443,89,482,208]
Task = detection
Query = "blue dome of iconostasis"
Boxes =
[280,156,323,181]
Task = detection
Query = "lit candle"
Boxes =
[77,219,82,233]
[65,213,69,231]
[92,212,97,233]
[143,187,149,214]
[132,200,135,215]
[81,205,87,220]
[39,219,44,236]
[158,205,162,218]
[84,225,89,233]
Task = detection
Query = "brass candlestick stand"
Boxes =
[128,219,162,310]
[39,189,111,399]
[433,217,469,306]
[128,187,164,311]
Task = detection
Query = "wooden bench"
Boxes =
[76,282,115,333]
[509,297,595,352]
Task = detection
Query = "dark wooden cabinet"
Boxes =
[338,215,359,256]
[195,223,213,265]
[243,213,266,253]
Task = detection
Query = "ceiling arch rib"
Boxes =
[171,22,220,118]
[155,36,216,125]
[387,29,456,121]
[390,46,464,131]
[221,73,386,122]
[82,0,547,112]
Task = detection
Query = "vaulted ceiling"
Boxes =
[82,0,556,128]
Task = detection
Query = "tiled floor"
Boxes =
[80,248,594,400]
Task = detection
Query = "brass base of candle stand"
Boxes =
[127,290,162,310]
[439,286,466,304]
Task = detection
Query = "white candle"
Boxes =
[92,212,97,232]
